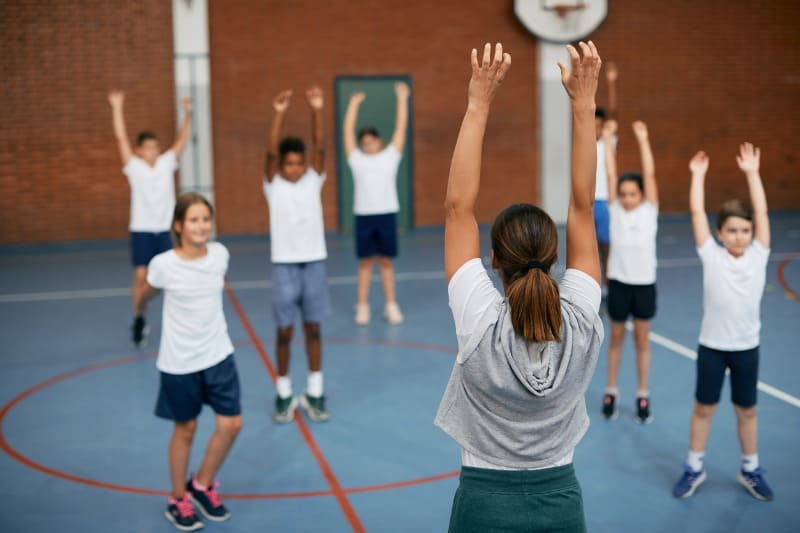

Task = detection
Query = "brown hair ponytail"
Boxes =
[491,204,562,343]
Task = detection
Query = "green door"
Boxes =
[335,76,413,233]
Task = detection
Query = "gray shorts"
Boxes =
[271,261,329,328]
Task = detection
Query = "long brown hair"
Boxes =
[172,192,214,246]
[491,204,561,343]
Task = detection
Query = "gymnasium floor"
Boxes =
[1,213,798,533]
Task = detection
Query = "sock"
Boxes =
[192,477,207,491]
[687,450,705,472]
[742,453,759,472]
[307,371,323,398]
[636,390,649,399]
[605,387,619,397]
[276,376,292,399]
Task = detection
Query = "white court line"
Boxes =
[625,323,800,409]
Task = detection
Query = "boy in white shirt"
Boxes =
[108,90,192,347]
[672,143,773,501]
[343,82,410,325]
[262,87,329,423]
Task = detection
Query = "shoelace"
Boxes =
[742,468,766,487]
[175,495,195,518]
[205,481,222,508]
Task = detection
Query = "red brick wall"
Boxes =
[0,1,175,244]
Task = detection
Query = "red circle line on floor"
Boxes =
[0,340,459,500]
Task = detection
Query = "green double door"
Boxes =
[335,76,414,233]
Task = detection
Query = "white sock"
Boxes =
[192,477,207,491]
[637,390,649,399]
[276,376,292,399]
[605,387,619,397]
[742,453,759,472]
[687,450,705,472]
[307,371,323,398]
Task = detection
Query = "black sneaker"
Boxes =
[602,393,618,420]
[187,478,231,522]
[132,316,149,347]
[273,394,298,423]
[635,396,653,424]
[300,392,329,422]
[165,494,203,531]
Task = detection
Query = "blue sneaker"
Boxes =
[672,465,707,498]
[164,493,203,531]
[737,468,774,501]
[187,477,231,521]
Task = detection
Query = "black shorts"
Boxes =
[355,213,398,258]
[131,231,172,267]
[607,280,656,322]
[155,354,241,422]
[695,345,759,408]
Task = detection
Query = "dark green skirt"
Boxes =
[448,464,586,533]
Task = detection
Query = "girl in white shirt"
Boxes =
[600,119,659,424]
[145,193,242,531]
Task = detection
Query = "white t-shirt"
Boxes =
[594,136,617,201]
[124,151,177,232]
[348,146,402,215]
[607,200,658,285]
[447,258,601,470]
[147,242,234,375]
[698,238,770,351]
[262,169,327,264]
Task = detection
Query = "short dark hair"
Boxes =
[595,107,606,120]
[279,136,306,162]
[136,131,158,146]
[357,126,380,141]
[717,199,753,231]
[618,172,644,193]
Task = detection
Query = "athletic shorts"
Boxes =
[355,213,398,258]
[131,231,172,267]
[271,261,329,328]
[695,345,759,408]
[593,200,610,245]
[155,354,241,422]
[607,280,657,322]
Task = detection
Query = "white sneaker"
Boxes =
[384,302,404,325]
[355,303,370,325]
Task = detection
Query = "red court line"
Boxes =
[776,251,799,301]
[224,282,367,533]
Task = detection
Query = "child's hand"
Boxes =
[306,86,324,110]
[108,89,124,107]
[736,142,760,175]
[273,90,293,113]
[468,42,511,110]
[605,62,618,83]
[601,119,617,139]
[558,41,601,107]
[395,82,410,99]
[632,120,648,141]
[181,97,193,114]
[689,151,709,175]
[350,92,365,105]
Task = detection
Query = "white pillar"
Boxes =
[538,42,571,224]
[172,0,214,204]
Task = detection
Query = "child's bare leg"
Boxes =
[689,402,717,452]
[276,327,293,376]
[378,256,397,304]
[169,420,197,497]
[357,258,374,305]
[195,415,243,486]
[303,322,321,372]
[633,319,651,393]
[132,266,149,315]
[734,405,758,455]
[598,243,609,288]
[606,321,626,390]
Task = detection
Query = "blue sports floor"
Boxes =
[1,213,799,532]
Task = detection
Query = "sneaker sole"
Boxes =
[299,394,329,422]
[272,397,298,423]
[164,511,204,531]
[132,326,150,348]
[602,410,618,421]
[736,472,772,501]
[189,495,231,522]
[634,414,654,424]
[674,470,707,498]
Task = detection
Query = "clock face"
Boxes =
[514,1,608,44]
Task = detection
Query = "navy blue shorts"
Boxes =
[355,213,398,258]
[131,231,172,267]
[155,354,241,422]
[695,345,759,408]
[594,200,610,245]
[607,280,657,322]
[271,261,329,328]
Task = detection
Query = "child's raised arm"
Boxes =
[602,119,618,204]
[562,42,602,284]
[171,97,194,157]
[108,90,133,165]
[689,151,711,248]
[737,142,770,248]
[390,82,410,153]
[307,86,325,174]
[444,43,511,282]
[264,90,292,182]
[633,120,658,205]
[343,92,364,157]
